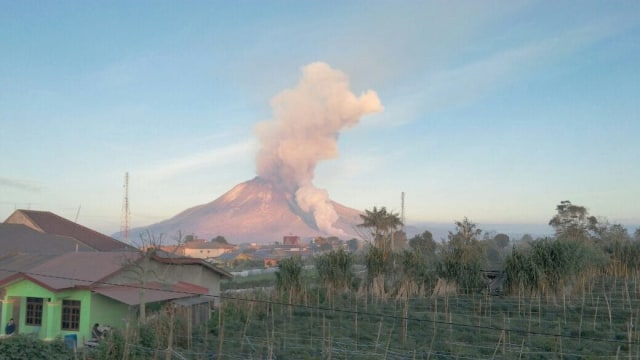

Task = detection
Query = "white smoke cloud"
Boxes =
[255,62,383,235]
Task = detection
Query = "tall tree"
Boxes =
[211,235,228,244]
[358,206,386,247]
[494,233,510,249]
[549,200,598,240]
[358,206,403,255]
[438,218,486,294]
[409,230,437,256]
[448,217,482,249]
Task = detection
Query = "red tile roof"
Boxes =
[4,210,135,252]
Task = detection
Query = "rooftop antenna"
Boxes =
[120,172,130,244]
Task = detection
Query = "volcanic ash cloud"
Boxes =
[255,62,383,236]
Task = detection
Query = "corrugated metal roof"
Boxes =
[152,251,232,279]
[92,281,208,305]
[5,210,136,252]
[0,223,96,254]
[0,253,58,283]
[0,252,141,290]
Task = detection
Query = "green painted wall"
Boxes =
[90,293,131,331]
[54,289,93,344]
[1,279,131,346]
[5,280,56,338]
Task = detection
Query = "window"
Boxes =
[61,300,81,331]
[26,297,43,326]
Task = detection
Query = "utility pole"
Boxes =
[120,172,130,244]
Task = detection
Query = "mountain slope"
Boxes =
[124,177,363,244]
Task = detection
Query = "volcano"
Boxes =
[124,177,364,244]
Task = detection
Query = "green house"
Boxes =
[0,251,231,346]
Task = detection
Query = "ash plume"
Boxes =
[255,62,383,236]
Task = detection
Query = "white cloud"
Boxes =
[0,177,41,192]
[136,140,256,184]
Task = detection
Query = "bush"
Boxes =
[0,334,72,360]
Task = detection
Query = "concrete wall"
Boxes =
[107,258,223,299]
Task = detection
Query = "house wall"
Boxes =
[1,280,94,344]
[4,212,41,232]
[2,279,55,337]
[50,289,92,344]
[90,293,130,331]
[149,262,222,298]
[108,260,222,301]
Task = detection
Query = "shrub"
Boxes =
[0,334,72,360]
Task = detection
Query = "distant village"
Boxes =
[157,233,367,273]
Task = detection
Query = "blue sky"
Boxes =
[1,1,639,235]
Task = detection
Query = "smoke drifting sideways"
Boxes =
[255,62,383,236]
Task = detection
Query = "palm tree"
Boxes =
[359,206,385,248]
[381,210,403,252]
[359,206,403,255]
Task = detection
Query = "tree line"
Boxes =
[276,200,640,301]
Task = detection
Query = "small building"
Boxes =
[283,235,300,246]
[0,250,231,346]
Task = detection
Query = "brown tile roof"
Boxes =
[0,224,96,255]
[4,210,135,252]
[92,281,209,305]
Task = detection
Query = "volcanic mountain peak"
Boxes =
[124,177,363,244]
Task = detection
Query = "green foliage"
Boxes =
[211,235,228,244]
[315,249,355,291]
[137,322,158,349]
[494,233,510,248]
[275,256,304,296]
[505,238,605,295]
[0,335,72,360]
[89,327,127,360]
[437,218,486,294]
[364,245,386,281]
[549,200,598,240]
[408,230,437,256]
[448,217,482,247]
[359,206,403,255]
[437,248,485,294]
[394,249,437,294]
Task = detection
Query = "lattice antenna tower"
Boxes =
[120,172,130,244]
[401,191,405,230]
